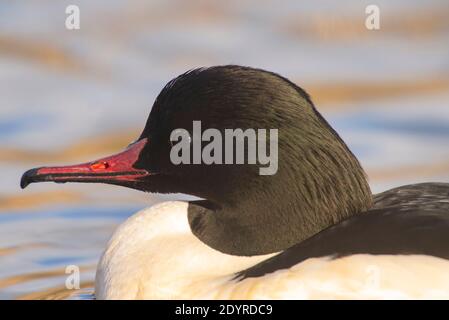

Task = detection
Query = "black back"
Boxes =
[236,183,449,279]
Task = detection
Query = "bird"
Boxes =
[21,65,449,299]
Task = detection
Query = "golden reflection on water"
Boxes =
[283,7,449,40]
[0,36,81,71]
[0,264,95,300]
[0,130,138,163]
[16,283,95,300]
[0,190,84,212]
[307,77,449,107]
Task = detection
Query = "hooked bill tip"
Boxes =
[20,168,40,189]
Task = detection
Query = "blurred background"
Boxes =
[0,0,448,299]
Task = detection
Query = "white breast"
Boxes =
[95,201,449,299]
[95,201,275,299]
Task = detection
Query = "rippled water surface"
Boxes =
[1,1,448,299]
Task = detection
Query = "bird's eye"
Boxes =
[169,129,191,147]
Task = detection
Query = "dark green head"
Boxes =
[21,65,372,254]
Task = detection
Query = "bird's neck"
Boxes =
[188,149,373,256]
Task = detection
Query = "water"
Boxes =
[0,1,448,299]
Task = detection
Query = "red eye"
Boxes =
[90,161,109,170]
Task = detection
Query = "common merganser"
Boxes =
[21,66,449,299]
